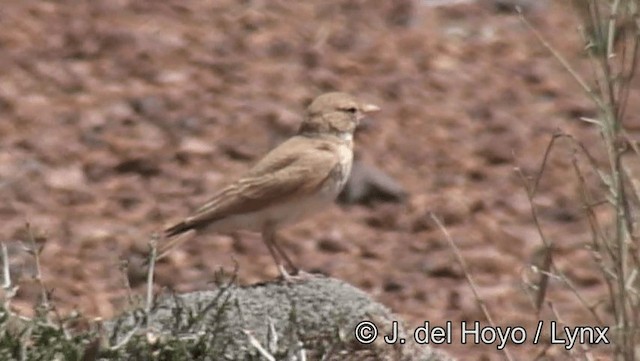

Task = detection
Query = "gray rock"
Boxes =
[105,276,453,360]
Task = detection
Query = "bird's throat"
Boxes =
[339,132,353,142]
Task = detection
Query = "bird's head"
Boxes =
[299,92,380,141]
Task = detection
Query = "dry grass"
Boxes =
[440,1,640,360]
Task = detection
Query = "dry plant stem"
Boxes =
[1,242,13,292]
[570,151,619,318]
[515,133,560,313]
[537,264,603,325]
[570,145,616,261]
[27,224,50,314]
[587,1,639,357]
[549,302,595,361]
[611,141,631,361]
[517,8,605,110]
[244,330,276,361]
[118,259,135,308]
[108,318,143,351]
[553,267,604,324]
[26,226,69,338]
[514,128,627,358]
[574,139,640,288]
[620,156,640,246]
[522,2,640,358]
[0,241,19,311]
[2,244,18,298]
[617,9,640,353]
[607,0,620,58]
[184,269,236,331]
[430,214,516,361]
[517,134,604,321]
[146,234,159,329]
[514,132,559,248]
[0,241,45,326]
[616,31,639,122]
[267,317,278,352]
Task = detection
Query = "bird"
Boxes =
[160,92,380,280]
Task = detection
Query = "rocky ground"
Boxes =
[1,0,637,360]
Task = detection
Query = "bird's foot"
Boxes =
[278,266,315,283]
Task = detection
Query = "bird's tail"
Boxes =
[154,221,197,262]
[164,221,193,238]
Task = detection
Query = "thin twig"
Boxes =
[145,233,159,329]
[118,258,135,308]
[244,330,276,361]
[1,242,12,290]
[549,302,595,361]
[518,7,606,110]
[108,318,143,351]
[26,223,50,314]
[515,133,562,313]
[0,242,19,310]
[430,214,516,361]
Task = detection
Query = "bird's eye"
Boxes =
[344,107,358,114]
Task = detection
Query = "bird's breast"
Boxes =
[321,144,353,198]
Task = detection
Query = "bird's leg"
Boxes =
[262,225,313,282]
[262,224,291,279]
[270,235,299,275]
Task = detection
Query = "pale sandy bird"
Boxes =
[161,92,379,279]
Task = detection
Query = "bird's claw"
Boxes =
[278,266,315,283]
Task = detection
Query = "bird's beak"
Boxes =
[361,103,380,113]
[356,103,380,130]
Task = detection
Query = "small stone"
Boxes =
[317,235,348,254]
[45,165,87,191]
[178,137,215,156]
[131,96,167,119]
[339,160,407,205]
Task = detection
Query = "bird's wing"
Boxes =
[164,136,340,237]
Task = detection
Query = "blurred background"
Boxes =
[1,0,633,359]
